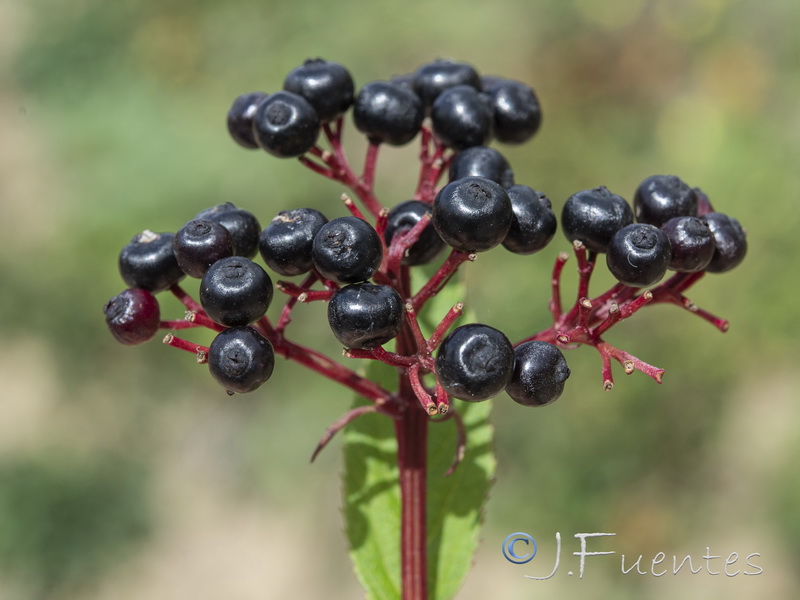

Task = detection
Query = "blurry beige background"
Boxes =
[0,0,798,598]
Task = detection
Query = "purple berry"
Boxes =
[104,288,160,345]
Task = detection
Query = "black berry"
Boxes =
[502,185,557,255]
[252,91,320,158]
[702,212,747,273]
[660,216,716,272]
[104,288,160,346]
[312,217,383,284]
[353,81,424,146]
[412,59,481,109]
[431,85,493,150]
[383,200,445,266]
[506,341,570,407]
[227,92,268,149]
[634,174,697,227]
[435,324,514,402]
[327,283,404,349]
[119,230,184,293]
[208,326,275,394]
[194,203,261,259]
[259,208,328,277]
[283,58,355,122]
[482,77,542,144]
[448,146,514,188]
[173,219,234,278]
[432,177,513,253]
[606,223,672,287]
[200,257,273,326]
[561,186,634,253]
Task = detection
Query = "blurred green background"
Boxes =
[1,0,798,598]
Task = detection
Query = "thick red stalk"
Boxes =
[396,375,429,598]
[394,325,429,600]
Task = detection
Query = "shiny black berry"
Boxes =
[448,146,514,188]
[327,283,404,349]
[200,257,273,326]
[252,91,320,158]
[431,85,493,150]
[482,78,542,144]
[502,185,557,255]
[606,223,672,287]
[660,216,716,272]
[312,217,383,283]
[435,324,514,402]
[433,177,513,253]
[174,219,234,278]
[506,341,570,407]
[259,208,328,277]
[702,212,747,273]
[412,59,481,109]
[283,58,355,122]
[104,288,160,346]
[353,81,424,146]
[119,230,184,293]
[634,174,697,227]
[208,326,275,394]
[383,200,445,266]
[561,187,634,253]
[195,203,261,259]
[227,92,268,149]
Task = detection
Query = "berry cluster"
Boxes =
[104,58,746,455]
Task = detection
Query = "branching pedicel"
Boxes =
[103,58,747,600]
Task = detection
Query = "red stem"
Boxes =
[396,375,429,600]
[392,320,430,600]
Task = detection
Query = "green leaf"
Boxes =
[342,359,401,600]
[427,399,495,600]
[342,269,495,600]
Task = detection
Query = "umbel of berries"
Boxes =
[103,57,750,600]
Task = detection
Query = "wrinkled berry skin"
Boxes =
[312,216,383,283]
[660,216,716,272]
[448,146,514,188]
[433,176,513,253]
[195,203,261,259]
[327,283,404,349]
[412,59,481,109]
[259,208,328,277]
[200,257,273,326]
[174,219,234,278]
[431,85,493,150]
[506,341,570,407]
[119,231,184,293]
[702,212,747,273]
[482,77,542,144]
[252,91,320,158]
[104,288,160,345]
[634,174,697,227]
[606,223,672,287]
[435,324,514,402]
[502,185,557,255]
[283,58,355,122]
[353,81,424,146]
[227,92,268,149]
[561,186,634,253]
[383,200,445,266]
[208,326,275,394]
